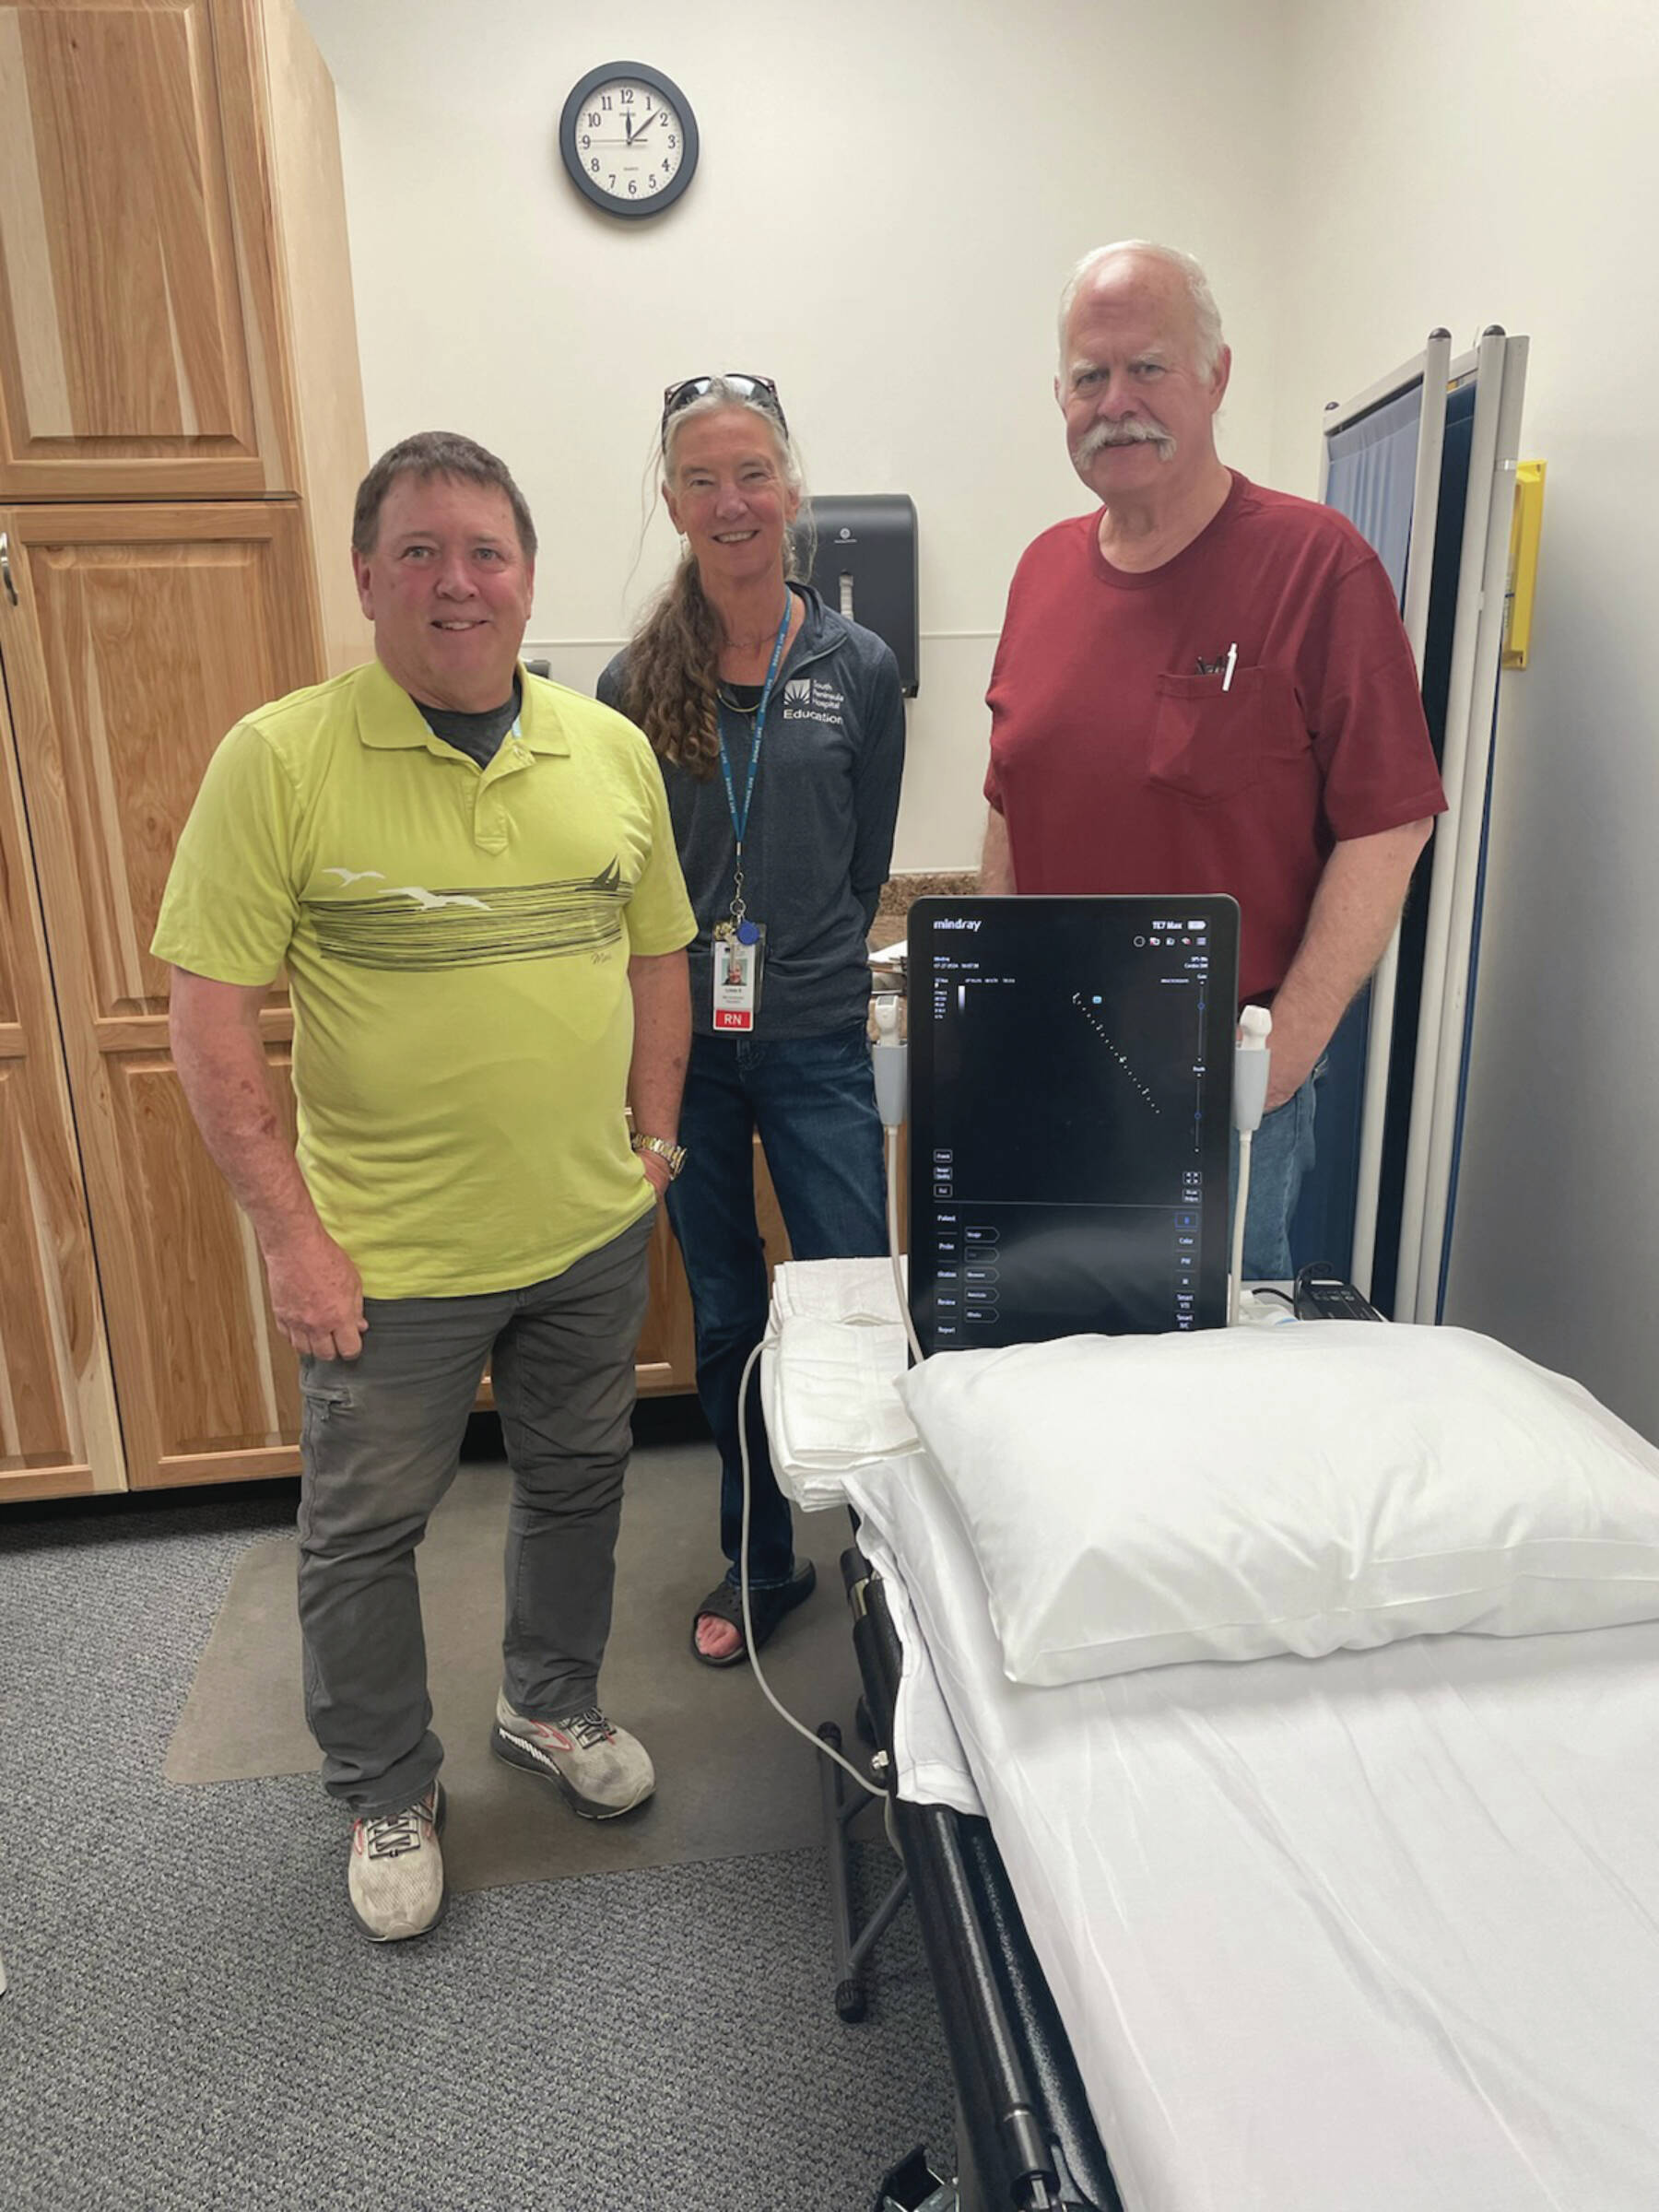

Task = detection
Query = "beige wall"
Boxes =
[298,0,1288,872]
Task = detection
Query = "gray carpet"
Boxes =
[0,1442,954,2212]
[166,1444,864,1890]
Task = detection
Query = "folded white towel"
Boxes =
[771,1316,915,1459]
[762,1259,920,1510]
[769,1254,907,1325]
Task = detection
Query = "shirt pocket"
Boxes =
[1147,667,1305,806]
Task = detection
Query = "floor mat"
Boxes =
[164,1442,871,1892]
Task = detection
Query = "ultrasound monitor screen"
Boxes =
[907,895,1240,1353]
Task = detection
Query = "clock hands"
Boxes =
[606,107,665,152]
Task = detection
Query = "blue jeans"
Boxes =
[1235,1068,1320,1281]
[667,1026,888,1589]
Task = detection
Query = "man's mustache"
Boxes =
[1076,418,1175,461]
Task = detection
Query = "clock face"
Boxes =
[559,64,699,218]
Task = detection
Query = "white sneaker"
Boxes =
[347,1782,447,1942]
[490,1695,655,1818]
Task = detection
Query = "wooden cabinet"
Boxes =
[0,641,123,1500]
[0,0,370,1498]
[1,500,324,1488]
[0,0,367,663]
[0,0,280,497]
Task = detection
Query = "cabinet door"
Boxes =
[1,501,321,1488]
[0,0,294,497]
[0,639,123,1498]
[634,1206,697,1396]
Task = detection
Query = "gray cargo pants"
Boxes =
[295,1211,654,1817]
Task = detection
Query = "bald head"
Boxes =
[1057,241,1225,380]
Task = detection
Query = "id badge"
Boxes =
[711,919,766,1032]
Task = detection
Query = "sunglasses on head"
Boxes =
[660,372,788,446]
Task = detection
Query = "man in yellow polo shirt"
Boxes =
[154,431,695,1943]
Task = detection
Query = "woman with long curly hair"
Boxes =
[600,374,904,1665]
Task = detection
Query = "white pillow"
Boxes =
[896,1324,1659,1688]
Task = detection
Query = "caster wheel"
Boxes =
[835,1978,867,2023]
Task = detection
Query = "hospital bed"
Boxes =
[762,1263,1659,2212]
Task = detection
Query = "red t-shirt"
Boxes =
[984,474,1447,1003]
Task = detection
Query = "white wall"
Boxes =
[1271,0,1659,1435]
[298,0,1288,872]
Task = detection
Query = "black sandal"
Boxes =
[689,1559,818,1667]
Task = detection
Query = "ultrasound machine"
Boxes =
[903,893,1242,1352]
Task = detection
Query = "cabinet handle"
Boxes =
[0,531,14,606]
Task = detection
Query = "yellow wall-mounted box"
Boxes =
[1502,460,1546,669]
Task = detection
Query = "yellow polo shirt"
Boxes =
[152,660,694,1298]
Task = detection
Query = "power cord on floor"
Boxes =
[737,1338,885,1801]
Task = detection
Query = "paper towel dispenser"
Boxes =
[800,495,919,696]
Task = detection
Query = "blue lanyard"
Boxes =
[716,598,793,860]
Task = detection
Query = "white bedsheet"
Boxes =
[845,1447,1659,2212]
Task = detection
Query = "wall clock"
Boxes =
[559,62,699,218]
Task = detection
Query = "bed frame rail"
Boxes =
[844,1547,1123,2212]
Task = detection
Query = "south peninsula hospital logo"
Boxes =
[782,677,844,724]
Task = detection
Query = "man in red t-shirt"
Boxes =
[981,240,1446,1275]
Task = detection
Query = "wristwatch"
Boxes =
[630,1133,688,1180]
